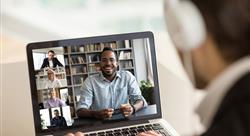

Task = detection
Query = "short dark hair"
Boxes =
[54,109,59,113]
[192,0,250,63]
[99,47,118,60]
[48,50,55,54]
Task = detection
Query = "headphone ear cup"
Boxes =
[164,0,206,51]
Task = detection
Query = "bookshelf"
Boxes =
[62,40,136,118]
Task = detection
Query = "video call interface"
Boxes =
[32,38,158,130]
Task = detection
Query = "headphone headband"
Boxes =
[164,0,206,51]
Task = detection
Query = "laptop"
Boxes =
[26,31,179,136]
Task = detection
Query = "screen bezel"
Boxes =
[26,31,162,135]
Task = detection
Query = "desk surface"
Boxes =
[134,104,157,117]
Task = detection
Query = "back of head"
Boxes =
[191,0,250,63]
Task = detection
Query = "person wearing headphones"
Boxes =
[139,0,250,135]
[66,0,250,135]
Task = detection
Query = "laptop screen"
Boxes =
[26,31,162,135]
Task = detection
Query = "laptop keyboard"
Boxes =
[84,123,172,136]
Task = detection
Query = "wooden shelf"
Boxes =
[119,58,134,61]
[72,73,88,76]
[87,61,100,64]
[115,48,132,51]
[70,63,87,66]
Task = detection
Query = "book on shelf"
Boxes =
[71,67,76,74]
[119,51,124,60]
[83,66,87,73]
[85,44,102,52]
[120,61,133,68]
[69,57,73,65]
[64,47,68,53]
[67,47,72,53]
[125,52,132,59]
[71,46,79,52]
[85,44,90,52]
[67,78,72,85]
[110,42,117,49]
[69,56,85,64]
[88,55,92,63]
[88,64,95,73]
[64,58,69,65]
[65,68,71,75]
[124,40,130,48]
[79,46,85,52]
[90,44,94,52]
[67,95,74,104]
[102,42,117,49]
[71,66,87,74]
[70,57,76,64]
[100,43,105,51]
[116,40,130,49]
[88,64,101,73]
[87,54,100,63]
[76,67,83,74]
[77,56,85,63]
[119,51,132,60]
[73,76,86,85]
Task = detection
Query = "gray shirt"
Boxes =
[44,98,65,109]
[77,70,147,111]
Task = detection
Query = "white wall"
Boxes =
[132,38,147,83]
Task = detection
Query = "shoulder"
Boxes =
[53,58,59,61]
[83,74,100,85]
[54,79,61,82]
[86,74,100,81]
[208,72,250,134]
[203,103,250,136]
[219,72,250,108]
[55,98,63,102]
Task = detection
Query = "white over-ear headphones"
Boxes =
[164,0,206,51]
[164,0,207,85]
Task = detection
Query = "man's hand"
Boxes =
[65,132,84,136]
[94,108,114,119]
[137,131,161,136]
[120,104,133,117]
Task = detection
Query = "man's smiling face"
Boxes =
[100,50,118,78]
